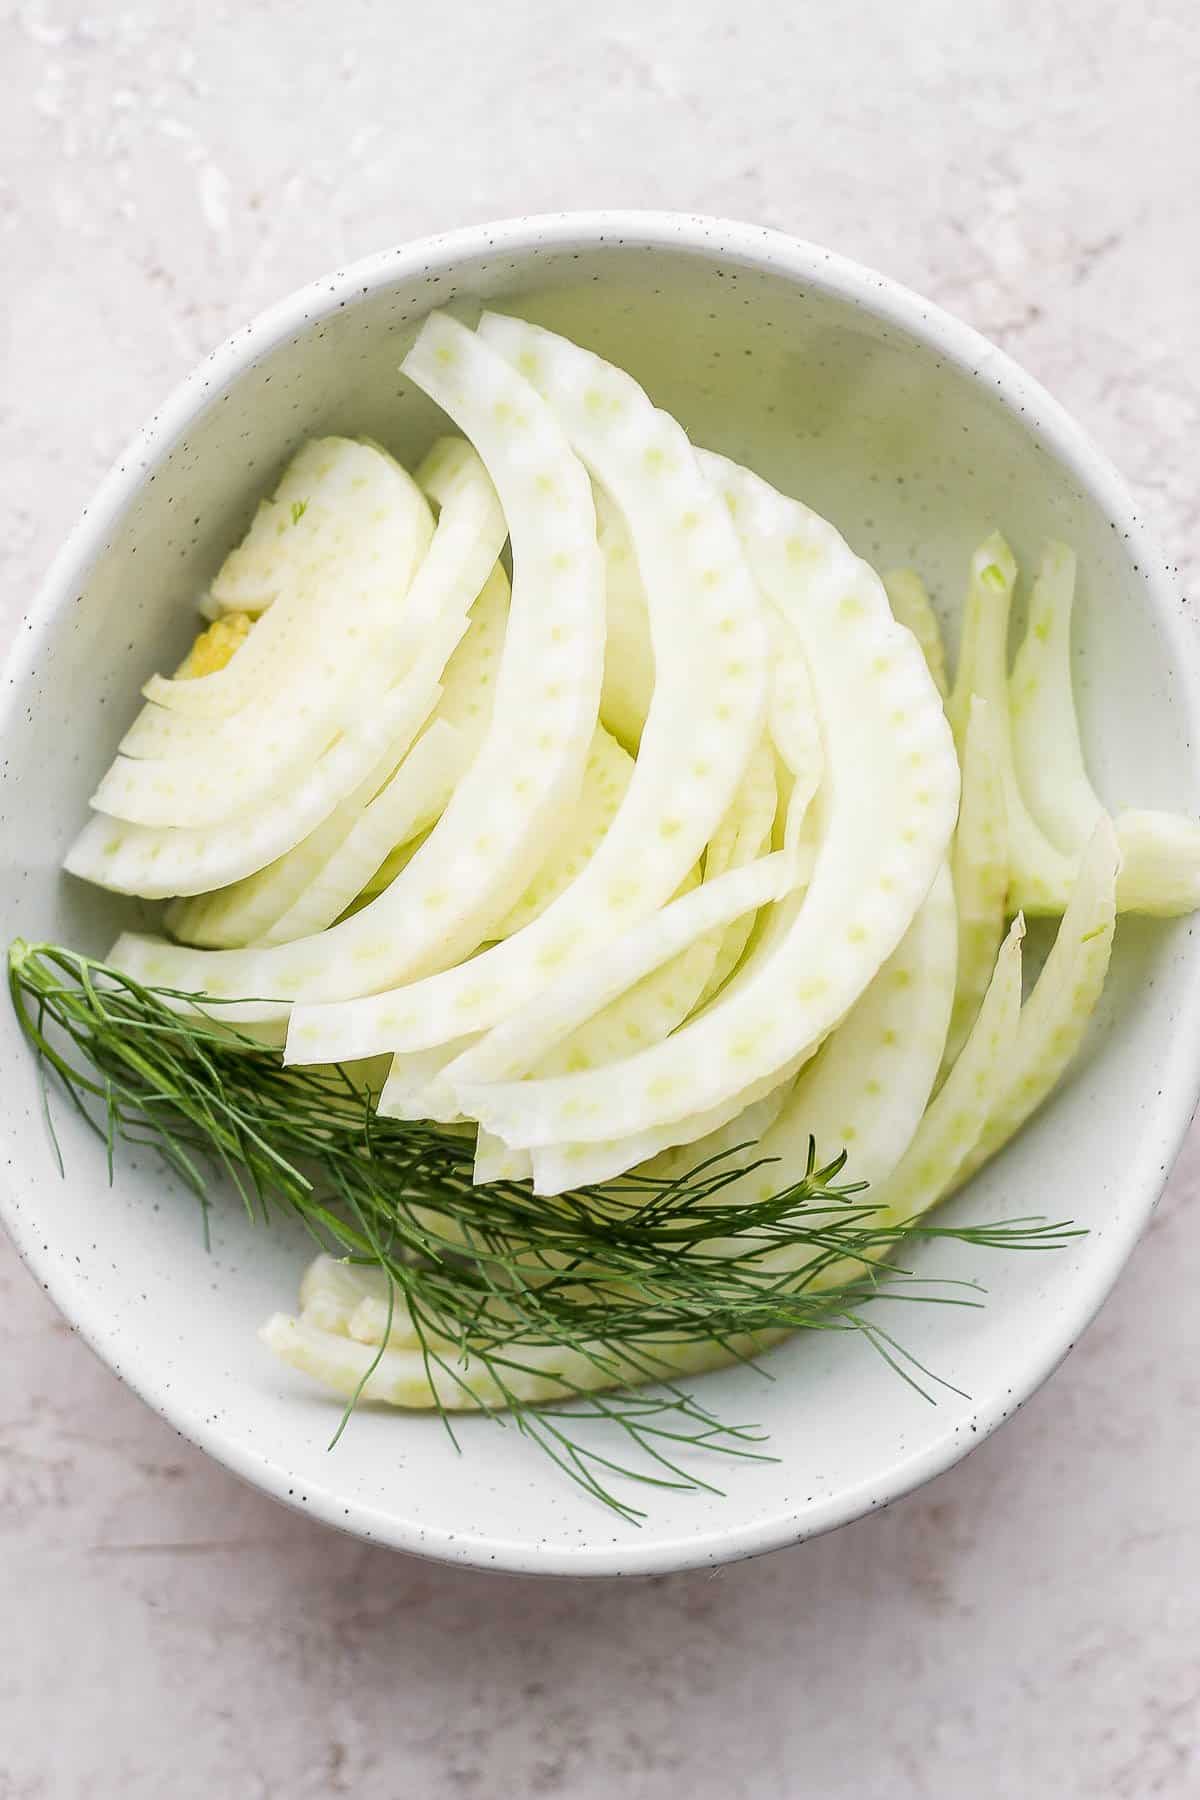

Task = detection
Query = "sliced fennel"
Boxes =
[257,721,467,945]
[697,862,958,1204]
[521,803,854,1190]
[529,1056,812,1198]
[36,303,1200,1501]
[423,558,511,758]
[101,438,502,830]
[143,439,425,720]
[282,314,769,1064]
[531,739,778,1095]
[798,911,1026,1290]
[521,861,705,1077]
[516,755,790,1191]
[955,818,1119,1186]
[1008,542,1200,916]
[107,314,606,1011]
[822,876,1004,1221]
[1008,542,1094,852]
[386,435,508,671]
[884,568,948,700]
[473,1128,532,1186]
[346,829,429,912]
[377,1039,478,1123]
[108,444,434,825]
[618,863,957,1254]
[166,755,399,950]
[484,747,774,1101]
[947,533,1076,914]
[413,851,800,1110]
[298,1253,393,1336]
[203,439,408,620]
[512,746,778,1109]
[166,566,510,947]
[654,1072,801,1192]
[942,694,1009,1072]
[461,453,959,1155]
[486,726,634,940]
[71,454,508,902]
[762,604,823,800]
[695,739,781,1007]
[376,727,668,1120]
[260,1308,750,1411]
[1111,810,1200,914]
[595,486,655,751]
[370,756,776,1120]
[66,669,444,899]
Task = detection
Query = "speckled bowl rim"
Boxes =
[4,210,1199,1577]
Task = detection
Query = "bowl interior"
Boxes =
[2,221,1198,1573]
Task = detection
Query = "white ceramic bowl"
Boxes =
[3,212,1199,1577]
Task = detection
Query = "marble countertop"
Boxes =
[2,1,1197,1793]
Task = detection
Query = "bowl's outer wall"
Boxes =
[2,218,1198,1574]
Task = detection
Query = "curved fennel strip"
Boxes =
[762,607,822,790]
[142,439,422,722]
[947,533,1075,915]
[99,439,500,829]
[107,314,606,1007]
[1007,543,1200,916]
[487,726,634,939]
[546,743,779,1084]
[525,815,845,1187]
[659,1075,802,1188]
[283,312,769,1065]
[109,447,434,827]
[665,863,958,1205]
[520,746,778,1102]
[953,818,1119,1188]
[755,602,824,875]
[204,440,416,620]
[520,862,703,1070]
[363,655,618,957]
[66,670,444,900]
[695,740,781,1007]
[372,733,639,1121]
[257,722,467,944]
[520,760,792,1194]
[421,556,509,748]
[461,454,959,1155]
[166,756,394,949]
[445,756,774,1142]
[1008,542,1096,851]
[391,852,798,1139]
[942,695,1009,1072]
[795,914,1027,1300]
[167,566,511,947]
[433,852,798,1099]
[260,1309,756,1411]
[384,435,509,669]
[528,1056,810,1198]
[595,486,655,751]
[75,543,507,914]
[883,568,948,700]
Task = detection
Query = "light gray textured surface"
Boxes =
[1,1,1197,1794]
